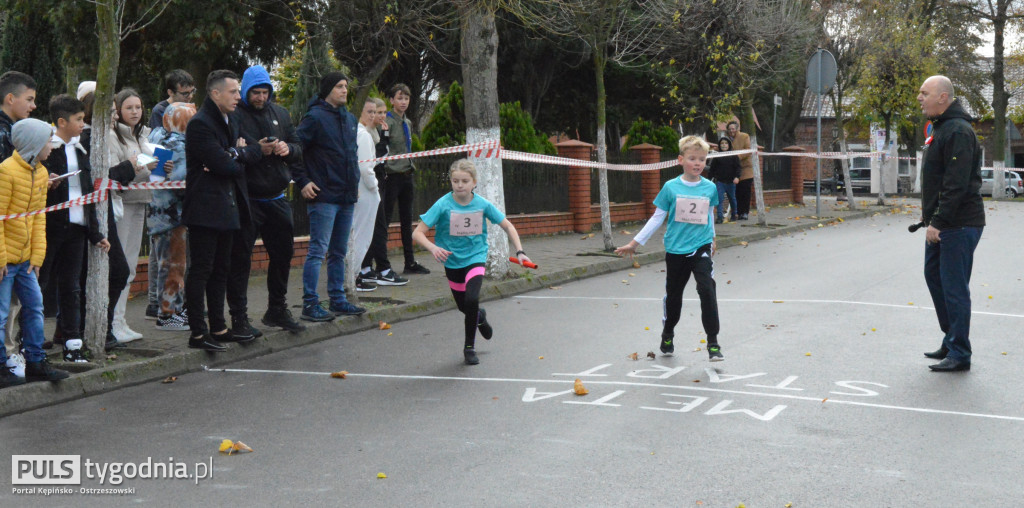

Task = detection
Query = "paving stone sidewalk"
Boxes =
[0,196,916,416]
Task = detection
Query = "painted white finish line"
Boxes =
[208,367,1024,423]
[513,295,1024,319]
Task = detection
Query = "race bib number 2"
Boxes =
[674,196,710,225]
[450,210,484,236]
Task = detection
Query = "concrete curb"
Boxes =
[0,205,895,417]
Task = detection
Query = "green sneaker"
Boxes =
[708,345,724,362]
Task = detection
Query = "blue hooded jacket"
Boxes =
[293,96,360,205]
[235,65,304,199]
[240,65,273,106]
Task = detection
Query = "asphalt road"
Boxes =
[3,200,1023,507]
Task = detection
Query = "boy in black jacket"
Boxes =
[40,95,111,360]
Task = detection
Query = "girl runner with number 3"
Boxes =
[413,159,532,365]
[615,136,724,362]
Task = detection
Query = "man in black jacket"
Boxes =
[228,65,305,335]
[183,70,273,351]
[916,75,985,372]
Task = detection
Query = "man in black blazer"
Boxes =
[182,70,273,351]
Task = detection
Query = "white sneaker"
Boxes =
[62,339,89,363]
[112,317,143,343]
[6,353,25,378]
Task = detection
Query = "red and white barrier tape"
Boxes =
[0,189,108,221]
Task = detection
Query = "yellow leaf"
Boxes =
[1002,352,1008,355]
[772,300,784,303]
[628,352,639,360]
[908,302,914,305]
[377,472,387,479]
[573,378,588,395]
[331,371,348,379]
[988,295,993,299]
[871,328,877,332]
[644,326,650,330]
[632,260,641,269]
[161,376,177,384]
[219,439,234,452]
[538,356,544,360]
[379,321,391,330]
[393,50,399,59]
[387,332,393,336]
[805,352,812,356]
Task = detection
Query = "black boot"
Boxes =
[262,307,306,333]
[464,348,479,365]
[105,331,126,351]
[0,368,26,388]
[226,316,258,343]
[25,358,70,382]
[924,346,948,360]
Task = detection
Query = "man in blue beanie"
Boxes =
[292,72,365,321]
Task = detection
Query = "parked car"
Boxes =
[980,169,1023,198]
[836,166,871,194]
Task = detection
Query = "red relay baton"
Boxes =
[509,257,538,269]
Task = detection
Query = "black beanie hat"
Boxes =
[319,71,348,100]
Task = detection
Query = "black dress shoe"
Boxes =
[929,357,970,372]
[924,347,949,360]
[188,335,228,352]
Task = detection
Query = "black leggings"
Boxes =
[663,245,720,343]
[446,263,485,349]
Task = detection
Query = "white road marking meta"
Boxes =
[212,368,1024,422]
[513,295,1024,319]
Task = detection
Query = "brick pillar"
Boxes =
[630,143,663,216]
[784,146,808,204]
[556,140,595,233]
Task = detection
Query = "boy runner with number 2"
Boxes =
[413,159,532,365]
[615,136,724,362]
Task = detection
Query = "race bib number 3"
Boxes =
[674,196,710,224]
[450,210,484,236]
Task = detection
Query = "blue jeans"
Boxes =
[0,261,46,363]
[716,181,738,220]
[303,202,355,306]
[924,226,983,362]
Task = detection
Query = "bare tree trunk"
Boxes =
[839,133,856,207]
[741,90,767,225]
[992,8,1008,194]
[594,52,613,251]
[85,1,118,357]
[460,1,508,278]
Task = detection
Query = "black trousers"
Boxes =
[736,178,753,216]
[227,197,294,317]
[364,171,415,270]
[662,245,719,342]
[445,263,485,349]
[186,225,233,335]
[39,224,87,337]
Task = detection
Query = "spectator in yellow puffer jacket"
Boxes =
[0,118,70,387]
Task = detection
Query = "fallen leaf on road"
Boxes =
[805,352,812,356]
[822,398,828,403]
[621,230,632,235]
[988,295,993,299]
[377,472,387,479]
[647,351,656,359]
[573,379,588,395]
[1002,352,1008,355]
[871,328,877,332]
[628,273,635,277]
[161,376,177,384]
[644,326,650,330]
[330,371,348,379]
[632,260,641,268]
[379,321,391,330]
[772,300,784,303]
[106,354,118,360]
[693,347,702,352]
[727,280,731,284]
[628,352,639,361]
[219,439,253,455]
[908,302,914,305]
[739,241,749,247]
[538,356,544,359]
[700,339,707,343]
[387,332,393,336]
[548,286,562,290]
